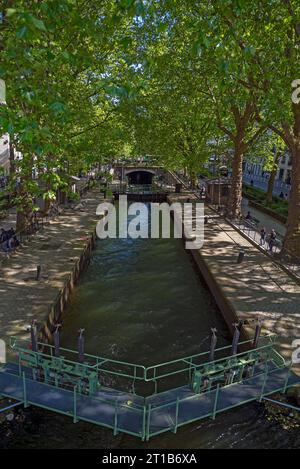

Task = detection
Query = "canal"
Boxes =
[5,203,300,449]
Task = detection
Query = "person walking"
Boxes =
[260,227,267,246]
[268,229,277,253]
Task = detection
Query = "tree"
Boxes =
[0,0,136,227]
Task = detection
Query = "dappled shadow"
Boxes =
[200,208,300,361]
[0,189,102,341]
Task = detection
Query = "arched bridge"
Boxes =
[113,164,186,188]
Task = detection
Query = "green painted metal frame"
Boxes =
[2,332,296,441]
[145,366,297,440]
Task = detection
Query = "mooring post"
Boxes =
[237,249,245,264]
[78,328,85,363]
[30,319,38,352]
[231,324,240,356]
[53,325,61,358]
[252,319,263,349]
[209,328,218,362]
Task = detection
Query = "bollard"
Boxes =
[209,328,218,362]
[237,249,245,264]
[36,265,42,281]
[175,183,182,193]
[252,319,263,349]
[78,329,85,363]
[30,320,38,352]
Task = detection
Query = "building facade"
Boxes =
[244,148,292,185]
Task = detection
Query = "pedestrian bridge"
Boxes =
[0,329,299,441]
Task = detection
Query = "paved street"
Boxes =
[241,198,286,238]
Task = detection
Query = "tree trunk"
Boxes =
[282,104,300,257]
[9,141,15,174]
[16,210,26,233]
[227,143,244,218]
[266,169,276,203]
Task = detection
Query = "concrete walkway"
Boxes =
[0,188,102,345]
[202,207,300,363]
[241,198,286,238]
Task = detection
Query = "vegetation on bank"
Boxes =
[243,185,289,218]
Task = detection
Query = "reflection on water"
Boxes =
[60,204,228,365]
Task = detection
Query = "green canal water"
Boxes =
[6,205,300,449]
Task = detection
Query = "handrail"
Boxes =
[10,337,146,381]
[144,338,279,382]
[146,363,292,415]
[10,333,277,384]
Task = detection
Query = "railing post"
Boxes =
[22,372,28,408]
[146,404,152,441]
[142,403,147,441]
[173,398,180,433]
[283,365,291,394]
[259,362,269,402]
[73,385,78,423]
[114,400,118,436]
[212,384,220,420]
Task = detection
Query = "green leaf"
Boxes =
[16,26,28,39]
[29,15,47,32]
[49,102,66,113]
[6,8,17,17]
[118,0,135,9]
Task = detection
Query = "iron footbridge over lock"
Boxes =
[0,323,300,441]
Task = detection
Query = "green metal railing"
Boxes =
[1,363,293,441]
[10,337,146,386]
[9,333,279,396]
[145,364,293,440]
[143,334,278,383]
[1,333,298,440]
